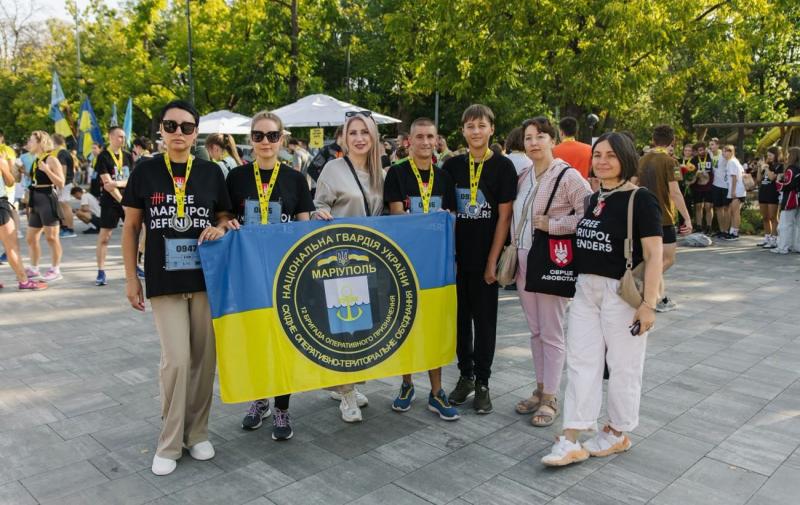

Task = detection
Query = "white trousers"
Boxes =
[776,209,800,252]
[563,274,648,433]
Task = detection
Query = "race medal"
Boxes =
[253,161,280,225]
[169,214,193,232]
[164,155,194,219]
[466,203,480,217]
[467,149,490,216]
[592,200,605,217]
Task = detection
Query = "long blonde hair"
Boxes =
[205,133,242,165]
[343,114,383,193]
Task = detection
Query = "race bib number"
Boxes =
[165,238,201,271]
[409,196,442,214]
[244,199,282,226]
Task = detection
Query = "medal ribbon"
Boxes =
[253,160,280,224]
[108,149,123,178]
[468,149,490,208]
[31,153,51,185]
[164,155,194,218]
[409,157,435,213]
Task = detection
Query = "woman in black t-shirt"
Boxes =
[225,111,314,441]
[756,146,782,248]
[542,132,663,467]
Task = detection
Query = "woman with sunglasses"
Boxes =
[313,110,385,422]
[121,100,233,476]
[225,111,315,440]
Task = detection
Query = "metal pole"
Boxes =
[345,43,351,100]
[186,0,195,104]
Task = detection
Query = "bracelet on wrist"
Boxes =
[641,300,657,311]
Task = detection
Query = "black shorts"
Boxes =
[28,189,60,228]
[0,197,14,226]
[100,204,125,229]
[712,186,731,208]
[662,225,677,245]
[692,189,713,203]
[758,184,779,204]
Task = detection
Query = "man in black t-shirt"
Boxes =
[384,117,460,421]
[121,100,232,477]
[53,134,77,238]
[94,126,134,286]
[443,104,517,414]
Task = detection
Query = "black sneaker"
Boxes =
[241,399,271,430]
[448,376,475,405]
[473,383,493,414]
[271,408,293,441]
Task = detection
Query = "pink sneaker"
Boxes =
[19,280,48,290]
[41,268,62,282]
[25,266,41,280]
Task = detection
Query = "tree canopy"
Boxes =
[0,0,797,147]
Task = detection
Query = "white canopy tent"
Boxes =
[271,94,401,127]
[197,110,252,135]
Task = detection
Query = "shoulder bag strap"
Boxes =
[543,166,571,217]
[512,179,540,246]
[343,156,372,216]
[624,188,640,270]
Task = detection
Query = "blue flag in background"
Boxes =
[49,71,72,137]
[78,98,104,158]
[122,98,133,146]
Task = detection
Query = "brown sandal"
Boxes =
[515,390,542,414]
[531,397,558,427]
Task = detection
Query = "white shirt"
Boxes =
[506,151,533,176]
[512,167,537,250]
[713,154,728,189]
[726,157,746,198]
[80,192,101,216]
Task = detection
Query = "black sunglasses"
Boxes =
[345,110,373,119]
[161,120,197,135]
[251,130,282,143]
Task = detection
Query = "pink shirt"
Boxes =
[521,158,592,241]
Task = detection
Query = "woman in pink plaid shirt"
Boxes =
[514,117,591,427]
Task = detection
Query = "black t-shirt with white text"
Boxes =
[443,153,517,271]
[575,189,662,280]
[383,159,457,213]
[95,149,134,207]
[56,149,74,183]
[225,162,314,224]
[121,154,232,298]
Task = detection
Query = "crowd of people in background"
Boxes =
[1,100,798,476]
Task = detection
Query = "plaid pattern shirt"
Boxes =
[523,158,592,242]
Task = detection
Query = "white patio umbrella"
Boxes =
[198,110,252,135]
[271,94,401,127]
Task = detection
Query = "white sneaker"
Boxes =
[771,248,789,254]
[330,388,369,407]
[188,440,215,460]
[339,390,363,422]
[541,436,589,467]
[582,429,632,457]
[151,455,177,476]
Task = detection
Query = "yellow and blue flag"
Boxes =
[199,212,457,402]
[78,98,104,158]
[49,71,72,138]
[122,98,133,147]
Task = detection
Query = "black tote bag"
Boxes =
[524,167,578,298]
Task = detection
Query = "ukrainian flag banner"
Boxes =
[199,212,456,403]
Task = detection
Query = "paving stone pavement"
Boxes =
[1,223,799,505]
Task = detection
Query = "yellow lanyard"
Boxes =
[108,149,123,176]
[652,147,670,155]
[164,155,194,218]
[409,158,435,213]
[561,136,576,143]
[253,160,280,224]
[31,153,50,185]
[468,149,490,207]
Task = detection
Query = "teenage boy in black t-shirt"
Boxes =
[384,117,459,421]
[94,126,134,286]
[121,100,232,477]
[443,104,517,414]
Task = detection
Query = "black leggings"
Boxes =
[274,394,290,410]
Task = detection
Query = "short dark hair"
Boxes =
[287,137,300,146]
[133,136,152,151]
[559,117,578,137]
[52,133,66,146]
[652,125,674,147]
[504,126,525,152]
[461,104,495,126]
[521,116,558,139]
[70,185,84,196]
[108,125,124,135]
[410,117,436,135]
[159,99,200,125]
[592,132,640,181]
[694,141,706,150]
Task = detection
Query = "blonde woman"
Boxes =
[313,111,385,422]
[205,133,242,177]
[25,131,65,282]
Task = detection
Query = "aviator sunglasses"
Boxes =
[161,120,197,135]
[251,130,282,143]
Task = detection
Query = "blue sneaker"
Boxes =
[428,389,460,421]
[95,270,107,286]
[392,382,415,412]
[0,252,7,264]
[59,228,77,238]
[136,266,145,279]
